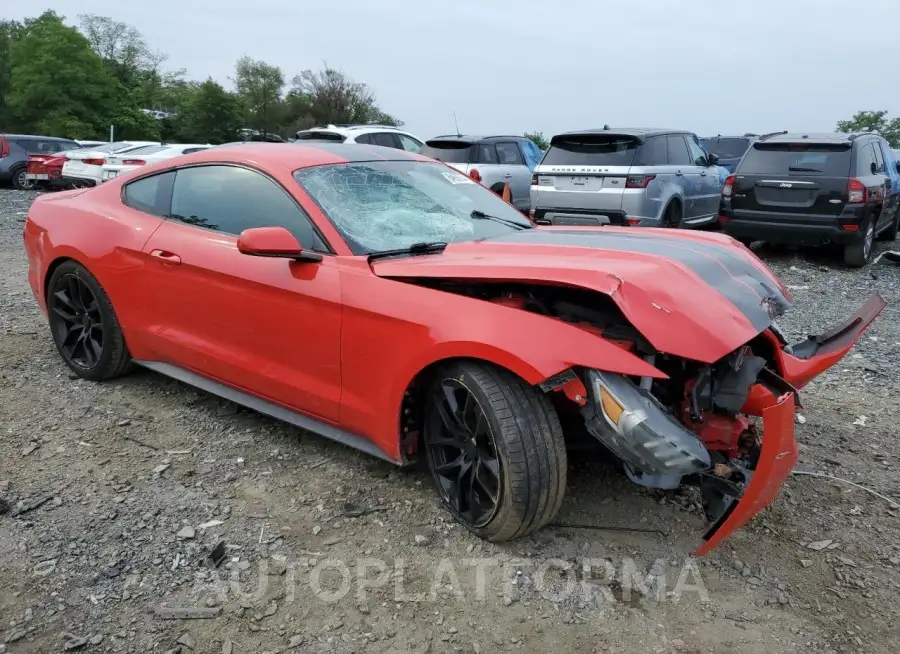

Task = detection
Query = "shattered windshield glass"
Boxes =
[294,161,531,254]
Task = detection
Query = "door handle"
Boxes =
[150,249,182,265]
[675,171,683,176]
[700,171,707,176]
[503,173,512,178]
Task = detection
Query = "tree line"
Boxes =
[0,11,405,144]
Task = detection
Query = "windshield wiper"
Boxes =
[367,241,448,263]
[788,166,822,173]
[470,209,530,230]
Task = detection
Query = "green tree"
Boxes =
[286,65,401,132]
[524,131,549,150]
[0,20,24,127]
[174,79,242,144]
[6,11,122,138]
[233,56,284,136]
[836,110,900,147]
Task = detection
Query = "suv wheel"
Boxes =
[11,167,34,190]
[662,202,682,228]
[843,219,875,267]
[877,208,899,242]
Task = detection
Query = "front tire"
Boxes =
[843,218,875,267]
[46,261,132,381]
[423,361,567,542]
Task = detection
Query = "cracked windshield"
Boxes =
[294,161,531,253]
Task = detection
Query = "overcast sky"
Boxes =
[14,0,900,140]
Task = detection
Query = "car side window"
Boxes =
[123,171,175,217]
[475,144,498,164]
[182,147,209,155]
[666,135,691,166]
[872,142,885,173]
[685,136,708,166]
[635,136,668,165]
[397,134,423,153]
[169,165,322,250]
[856,144,877,176]
[371,133,399,149]
[495,142,524,165]
[354,134,374,145]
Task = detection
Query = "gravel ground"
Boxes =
[1,188,899,654]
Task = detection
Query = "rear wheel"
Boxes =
[877,208,899,242]
[662,201,682,228]
[11,167,34,190]
[843,219,875,267]
[423,361,567,542]
[47,261,132,381]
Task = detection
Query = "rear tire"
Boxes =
[662,201,683,228]
[47,261,132,381]
[422,360,567,542]
[843,218,875,267]
[877,208,899,242]
[11,167,34,190]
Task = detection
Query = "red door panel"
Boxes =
[137,220,342,422]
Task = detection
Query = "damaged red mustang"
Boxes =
[22,143,885,554]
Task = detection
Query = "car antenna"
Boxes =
[453,111,461,137]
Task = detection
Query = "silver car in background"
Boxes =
[530,127,722,228]
[418,135,543,212]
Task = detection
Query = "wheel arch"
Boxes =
[660,194,683,222]
[395,353,545,462]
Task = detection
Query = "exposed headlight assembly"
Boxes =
[583,370,712,476]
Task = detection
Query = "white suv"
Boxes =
[294,124,424,153]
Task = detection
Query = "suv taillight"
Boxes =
[469,168,482,183]
[0,136,8,158]
[625,174,656,189]
[847,178,867,204]
[722,174,736,198]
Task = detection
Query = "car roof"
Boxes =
[174,142,428,169]
[426,135,526,144]
[551,127,689,142]
[757,132,870,144]
[297,124,413,136]
[1,133,77,141]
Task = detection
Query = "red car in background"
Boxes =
[26,153,69,189]
[21,143,885,554]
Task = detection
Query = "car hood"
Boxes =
[371,227,793,364]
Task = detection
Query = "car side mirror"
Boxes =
[707,152,719,166]
[237,226,322,263]
[895,162,900,174]
[870,161,878,175]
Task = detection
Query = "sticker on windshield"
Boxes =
[442,171,474,184]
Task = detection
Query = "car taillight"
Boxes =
[469,168,482,182]
[847,178,867,204]
[531,173,538,185]
[122,159,146,166]
[82,158,105,166]
[0,136,8,158]
[722,174,736,198]
[625,175,656,189]
[625,217,642,226]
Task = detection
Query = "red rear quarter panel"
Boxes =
[23,187,165,345]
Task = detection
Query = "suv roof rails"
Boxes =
[743,132,757,137]
[757,130,788,142]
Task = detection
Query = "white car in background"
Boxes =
[294,124,424,152]
[100,143,212,182]
[62,141,158,187]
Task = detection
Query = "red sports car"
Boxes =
[22,143,885,554]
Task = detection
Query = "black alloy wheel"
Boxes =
[425,378,502,528]
[46,261,132,381]
[50,273,104,369]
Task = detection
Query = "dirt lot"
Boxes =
[1,188,899,654]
